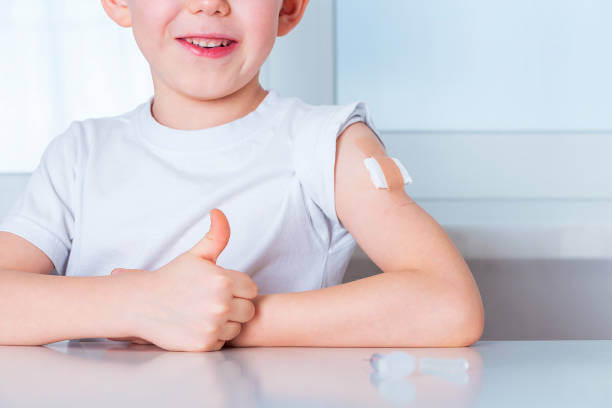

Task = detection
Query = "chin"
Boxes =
[181,80,247,101]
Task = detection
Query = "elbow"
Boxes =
[390,269,485,347]
[453,306,484,347]
[435,261,485,347]
[444,288,485,347]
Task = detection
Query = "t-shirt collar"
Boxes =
[137,89,278,151]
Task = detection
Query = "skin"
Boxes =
[0,0,484,350]
[100,0,305,131]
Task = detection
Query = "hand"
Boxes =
[109,208,258,352]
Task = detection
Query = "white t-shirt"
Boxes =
[0,89,386,294]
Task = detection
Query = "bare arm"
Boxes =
[0,210,258,351]
[0,232,137,345]
[229,123,484,348]
[0,269,138,345]
[229,270,481,347]
[0,231,137,345]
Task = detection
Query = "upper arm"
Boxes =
[0,231,55,274]
[334,122,469,279]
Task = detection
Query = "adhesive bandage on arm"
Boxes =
[355,137,412,189]
[363,157,413,189]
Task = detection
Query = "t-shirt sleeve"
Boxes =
[0,122,79,275]
[293,100,384,250]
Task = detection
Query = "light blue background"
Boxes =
[337,0,612,131]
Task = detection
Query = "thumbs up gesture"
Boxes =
[108,209,258,351]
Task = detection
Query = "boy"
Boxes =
[0,0,484,351]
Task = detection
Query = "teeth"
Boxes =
[184,38,232,48]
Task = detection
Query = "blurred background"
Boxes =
[2,0,612,339]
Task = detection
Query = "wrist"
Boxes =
[107,269,154,338]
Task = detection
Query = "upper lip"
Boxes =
[177,33,237,42]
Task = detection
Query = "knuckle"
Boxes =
[194,340,216,352]
[204,322,222,335]
[212,303,230,316]
[215,275,232,290]
[192,343,208,352]
[189,337,210,351]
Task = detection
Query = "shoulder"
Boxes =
[336,121,383,155]
[286,91,385,220]
[272,91,363,132]
[79,101,144,144]
[284,92,384,160]
[334,121,385,202]
[46,100,146,160]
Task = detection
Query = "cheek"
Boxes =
[129,1,178,64]
[239,5,279,65]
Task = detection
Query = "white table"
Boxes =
[0,340,610,407]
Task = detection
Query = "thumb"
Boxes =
[188,208,231,264]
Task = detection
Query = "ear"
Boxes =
[101,0,132,28]
[277,0,310,37]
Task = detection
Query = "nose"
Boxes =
[186,0,230,16]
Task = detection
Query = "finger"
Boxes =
[188,208,231,264]
[217,322,242,341]
[227,297,256,323]
[222,269,258,299]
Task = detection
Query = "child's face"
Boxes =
[107,0,305,100]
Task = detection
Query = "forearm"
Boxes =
[229,270,483,348]
[0,269,138,345]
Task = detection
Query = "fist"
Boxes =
[109,209,258,351]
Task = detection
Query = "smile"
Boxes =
[176,38,238,59]
[184,37,233,48]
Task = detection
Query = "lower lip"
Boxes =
[176,38,238,59]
